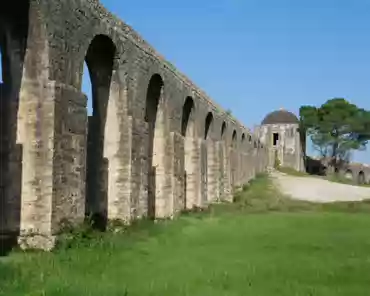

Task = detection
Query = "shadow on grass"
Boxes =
[277,166,309,177]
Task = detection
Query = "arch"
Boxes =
[248,135,252,142]
[221,121,227,140]
[200,111,214,205]
[219,121,227,200]
[231,130,237,148]
[181,96,195,209]
[344,169,353,180]
[230,130,238,189]
[84,34,117,230]
[145,73,164,219]
[358,171,366,184]
[204,112,214,140]
[240,133,246,183]
[0,1,30,252]
[181,96,194,137]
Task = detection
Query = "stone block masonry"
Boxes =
[0,0,268,250]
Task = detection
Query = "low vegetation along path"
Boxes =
[272,171,370,203]
[3,174,370,295]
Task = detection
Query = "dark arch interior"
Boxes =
[84,34,116,230]
[0,1,30,255]
[241,133,245,143]
[221,122,226,139]
[181,96,194,137]
[181,96,195,210]
[358,171,365,184]
[230,130,238,188]
[231,130,237,148]
[345,169,353,179]
[145,74,163,219]
[204,112,213,140]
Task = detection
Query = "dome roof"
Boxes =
[261,109,299,125]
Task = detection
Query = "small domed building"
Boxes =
[256,108,305,172]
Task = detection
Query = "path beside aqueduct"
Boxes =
[0,0,269,250]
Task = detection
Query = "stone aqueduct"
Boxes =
[0,0,269,249]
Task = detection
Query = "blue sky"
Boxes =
[1,0,370,162]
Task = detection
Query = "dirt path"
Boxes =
[271,171,370,203]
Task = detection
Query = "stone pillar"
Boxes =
[193,139,203,207]
[217,141,225,201]
[152,103,172,219]
[131,118,147,219]
[223,145,232,201]
[184,136,201,209]
[207,139,219,203]
[219,142,231,201]
[252,148,257,178]
[231,148,238,190]
[200,139,208,206]
[104,75,132,223]
[172,132,185,215]
[18,80,63,250]
[240,152,247,185]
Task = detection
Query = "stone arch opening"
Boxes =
[344,169,353,180]
[83,62,93,116]
[240,133,246,181]
[83,34,116,230]
[231,130,238,188]
[201,112,214,204]
[231,130,237,147]
[358,171,365,184]
[221,121,227,139]
[0,2,30,254]
[181,97,195,208]
[219,121,227,200]
[145,74,164,219]
[205,112,214,140]
[181,97,194,137]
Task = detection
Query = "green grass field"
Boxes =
[2,174,370,296]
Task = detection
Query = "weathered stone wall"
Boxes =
[0,0,269,250]
[337,163,370,185]
[258,123,304,171]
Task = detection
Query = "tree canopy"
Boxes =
[299,98,370,166]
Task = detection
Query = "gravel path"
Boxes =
[271,171,370,203]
